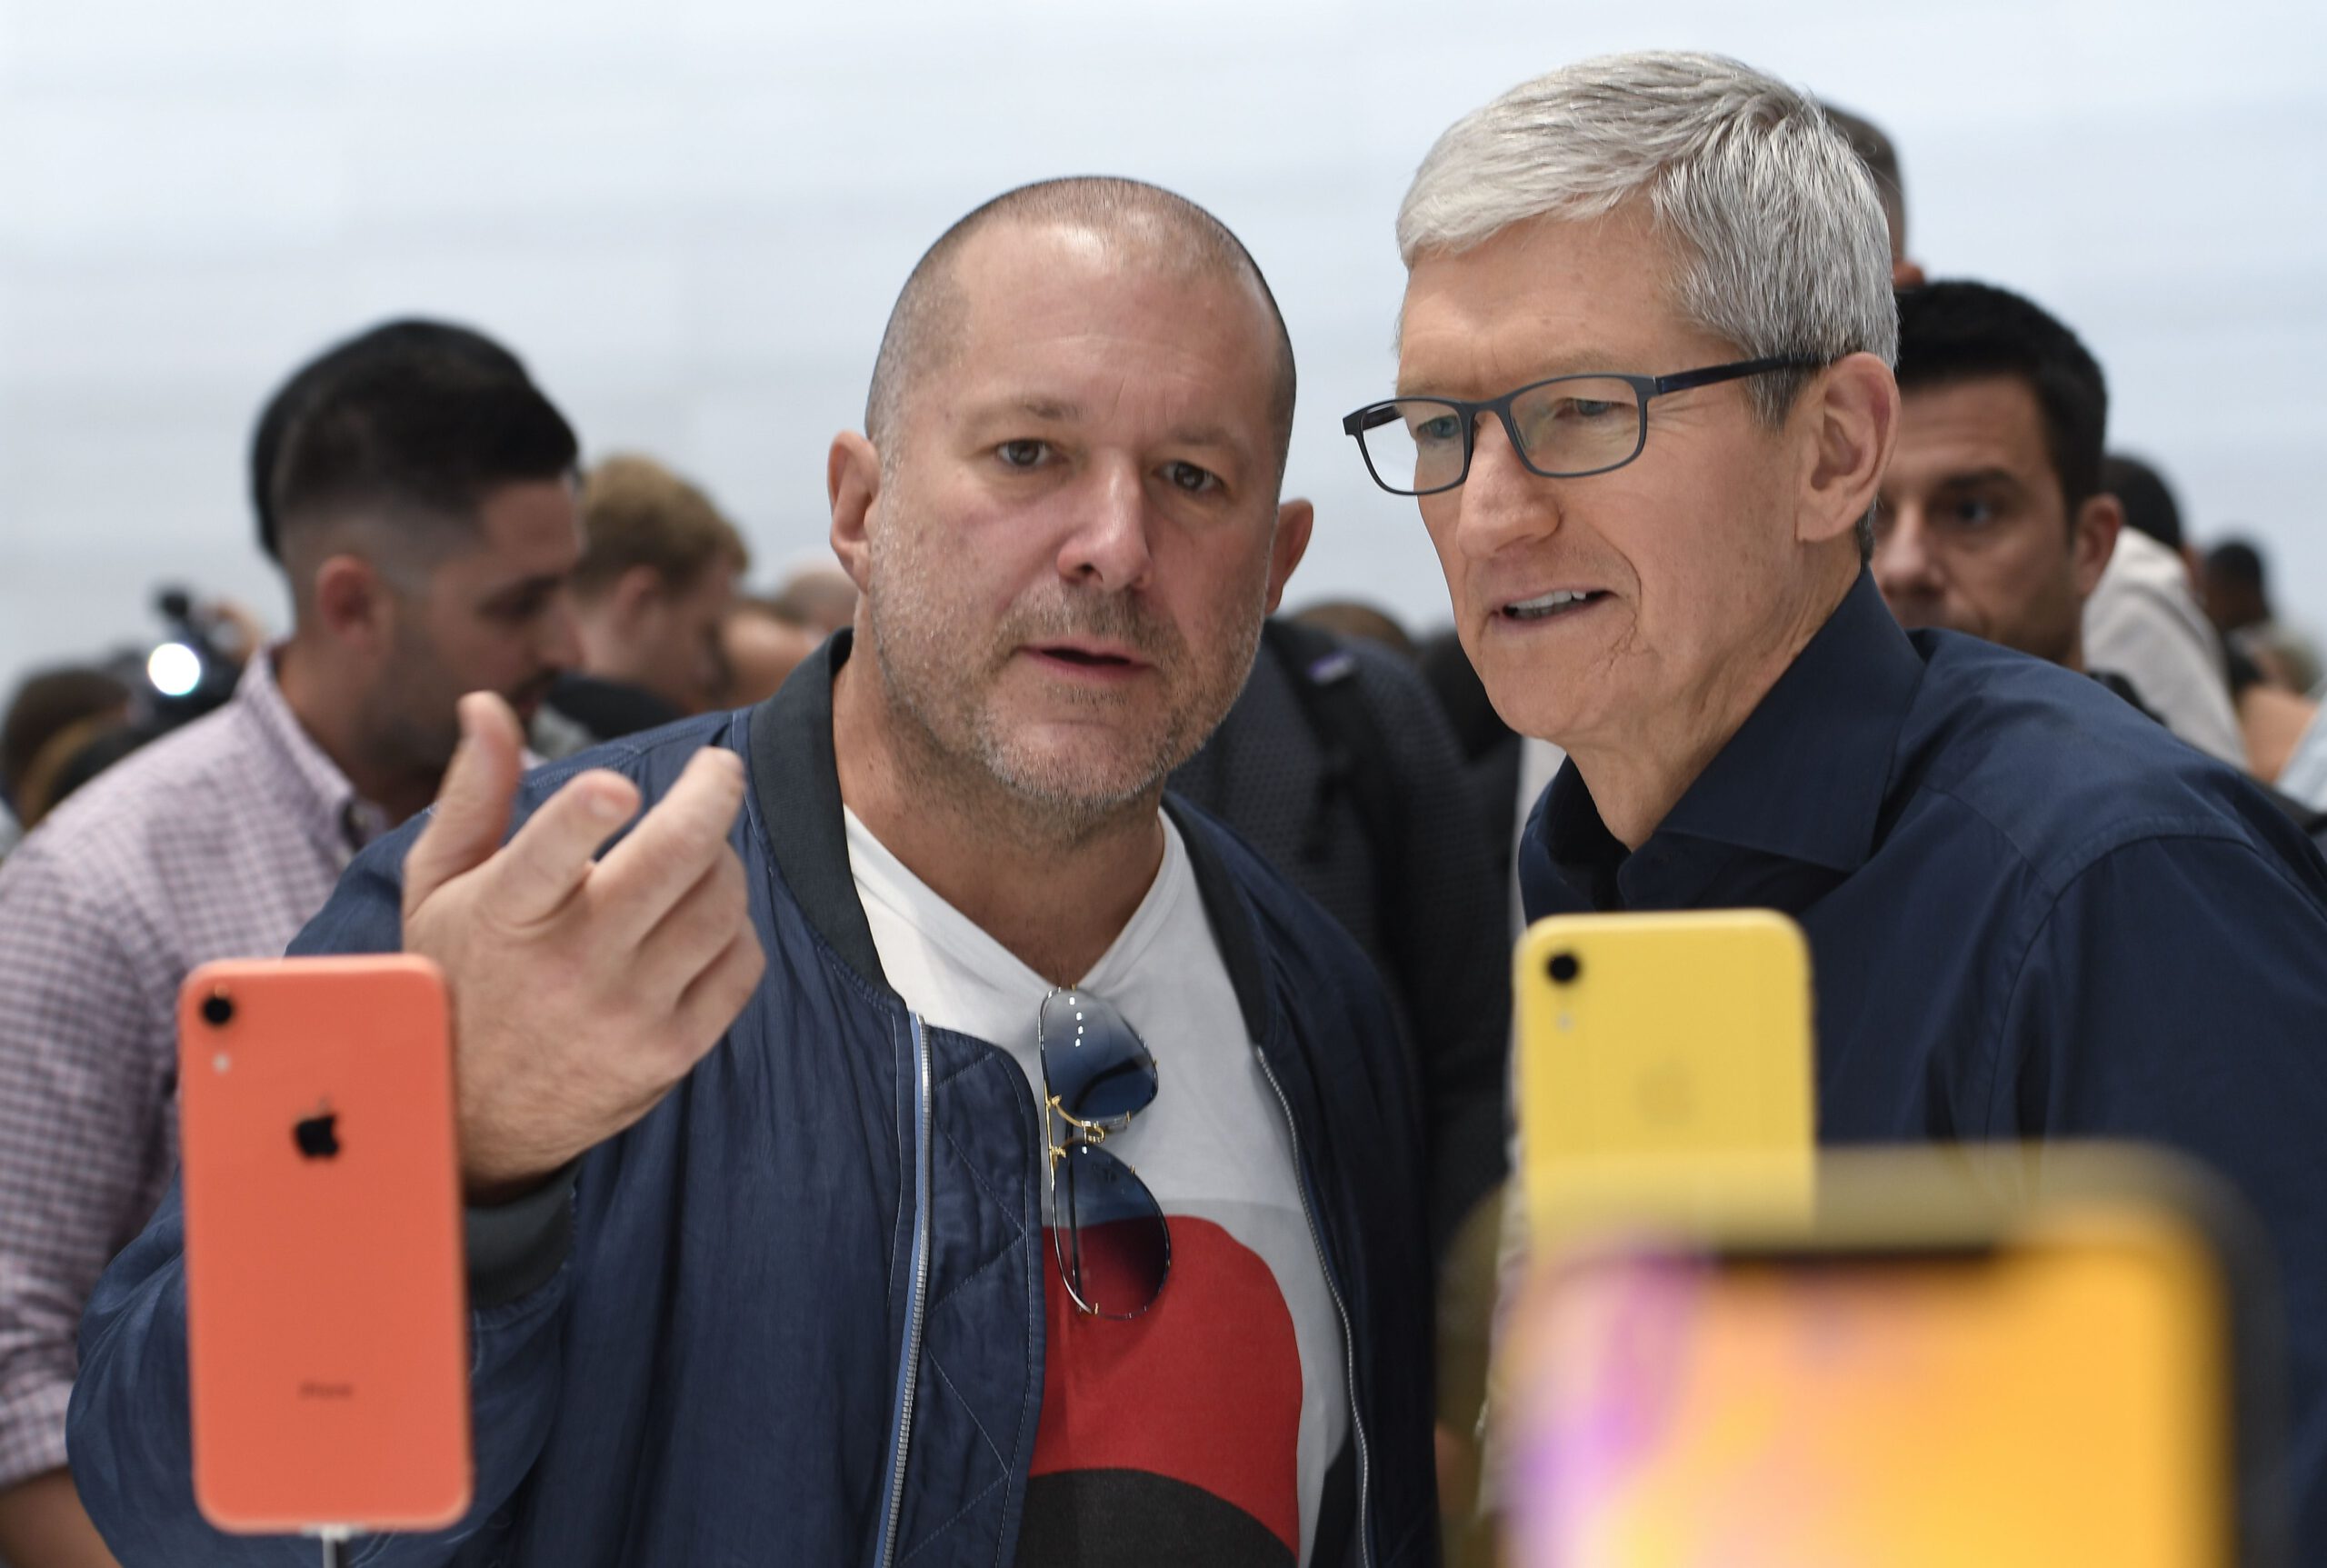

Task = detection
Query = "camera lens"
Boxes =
[200,993,234,1027]
[1547,953,1582,985]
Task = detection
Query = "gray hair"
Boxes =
[1399,53,1897,554]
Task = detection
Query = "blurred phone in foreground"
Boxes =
[177,956,472,1535]
[1515,910,1816,1236]
[1498,1148,2284,1568]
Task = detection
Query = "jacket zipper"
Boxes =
[877,1014,934,1568]
[1254,1047,1373,1568]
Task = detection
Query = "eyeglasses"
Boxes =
[1039,986,1170,1318]
[1341,355,1825,496]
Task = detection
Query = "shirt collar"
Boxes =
[236,649,393,856]
[1544,570,1926,889]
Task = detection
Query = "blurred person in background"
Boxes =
[1373,53,2327,1556]
[2107,453,2204,580]
[716,594,823,708]
[0,319,581,1568]
[1876,281,2325,844]
[2083,452,2243,764]
[2,594,285,865]
[532,454,750,759]
[767,560,861,635]
[1413,632,1524,866]
[1875,283,2122,674]
[2103,451,2317,786]
[29,731,155,835]
[0,669,133,856]
[2206,537,2324,694]
[2226,645,2326,797]
[1819,102,1925,287]
[1287,599,1419,659]
[1812,103,2243,762]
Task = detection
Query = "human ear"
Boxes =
[827,432,882,597]
[1799,353,1899,548]
[312,555,392,653]
[2071,493,2123,600]
[610,564,666,630]
[1263,498,1316,614]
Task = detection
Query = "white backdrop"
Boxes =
[3,0,2323,695]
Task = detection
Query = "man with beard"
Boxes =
[0,320,580,1568]
[70,179,1434,1568]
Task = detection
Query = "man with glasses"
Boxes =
[68,178,1433,1568]
[1359,53,2327,1555]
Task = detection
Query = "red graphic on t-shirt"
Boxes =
[1031,1215,1303,1558]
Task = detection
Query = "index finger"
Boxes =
[584,747,749,948]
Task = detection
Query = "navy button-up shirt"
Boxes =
[1522,571,2327,1556]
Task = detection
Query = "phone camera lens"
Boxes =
[1547,953,1582,985]
[200,994,234,1027]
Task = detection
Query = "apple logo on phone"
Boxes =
[294,1104,341,1160]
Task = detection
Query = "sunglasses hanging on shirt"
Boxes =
[1038,986,1172,1318]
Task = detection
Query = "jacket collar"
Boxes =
[747,630,890,989]
[744,629,1273,1043]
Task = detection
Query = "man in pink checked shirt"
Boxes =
[0,319,583,1568]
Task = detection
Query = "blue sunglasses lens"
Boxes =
[1052,1143,1171,1318]
[1039,989,1157,1127]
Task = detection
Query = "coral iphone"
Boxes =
[177,955,471,1533]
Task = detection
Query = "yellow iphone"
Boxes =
[1496,1146,2276,1568]
[1513,910,1815,1233]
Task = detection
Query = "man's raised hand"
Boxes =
[401,694,765,1203]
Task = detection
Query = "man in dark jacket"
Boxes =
[67,178,1436,1567]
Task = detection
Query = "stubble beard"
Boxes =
[863,530,1264,848]
[364,621,464,791]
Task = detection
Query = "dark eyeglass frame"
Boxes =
[1038,986,1171,1319]
[1341,355,1828,496]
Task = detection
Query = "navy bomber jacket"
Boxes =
[69,633,1438,1567]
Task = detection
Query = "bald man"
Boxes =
[71,178,1435,1568]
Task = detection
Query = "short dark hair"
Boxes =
[2207,538,2267,594]
[2103,453,2185,551]
[864,176,1296,477]
[254,320,577,561]
[1894,280,2110,514]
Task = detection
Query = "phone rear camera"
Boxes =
[1547,953,1582,985]
[200,994,234,1027]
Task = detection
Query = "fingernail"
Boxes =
[587,785,627,823]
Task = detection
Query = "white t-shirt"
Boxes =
[845,807,1348,1566]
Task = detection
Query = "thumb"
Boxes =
[402,693,525,919]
